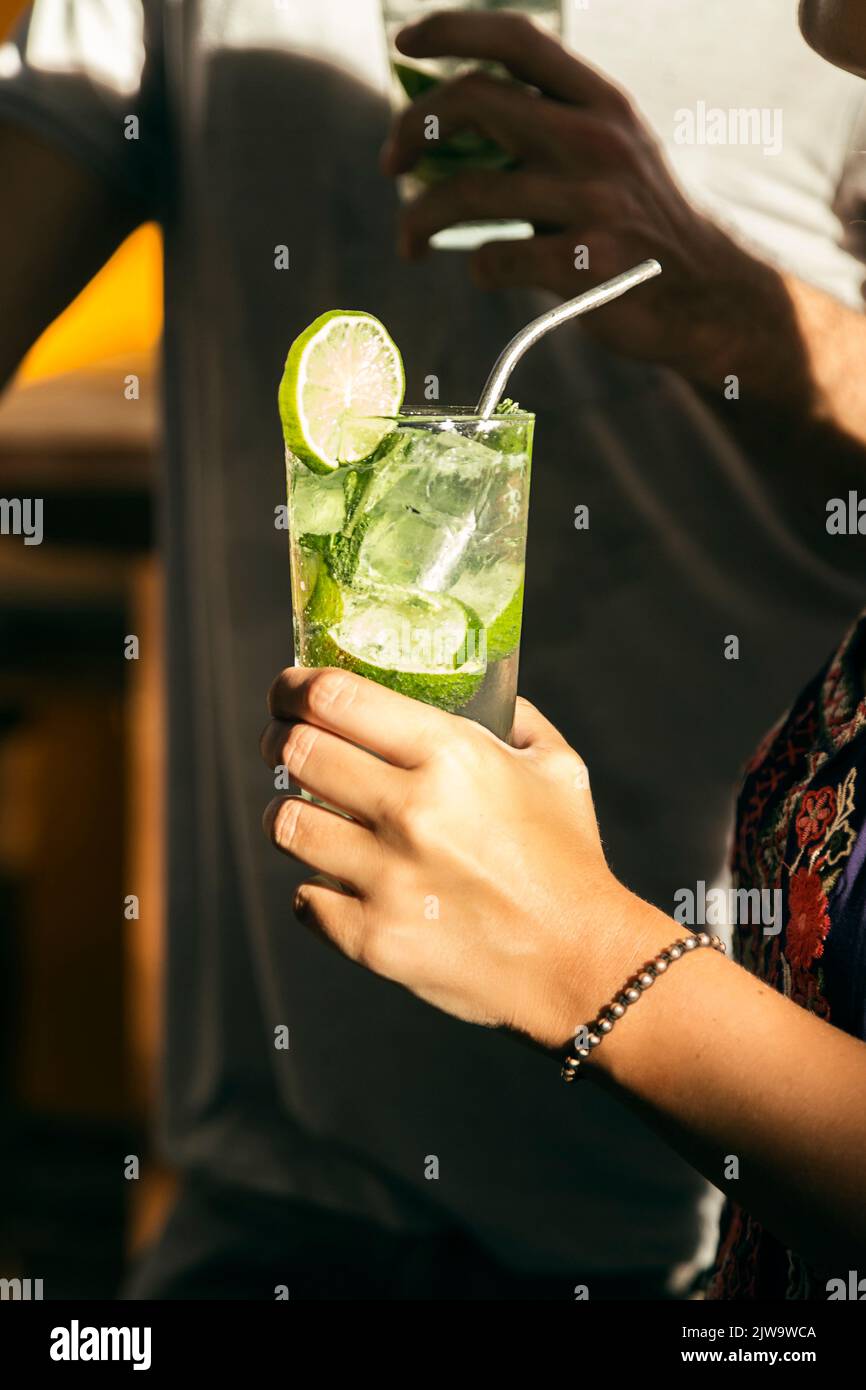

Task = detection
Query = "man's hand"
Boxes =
[381,11,757,371]
[261,667,657,1049]
[382,10,866,445]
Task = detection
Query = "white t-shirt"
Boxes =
[2,0,865,1282]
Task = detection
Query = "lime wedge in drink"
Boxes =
[304,570,486,712]
[393,60,440,101]
[278,310,404,473]
[414,136,514,184]
[450,565,524,663]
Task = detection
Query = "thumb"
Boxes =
[511,696,571,752]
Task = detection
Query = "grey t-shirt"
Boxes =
[2,0,866,1281]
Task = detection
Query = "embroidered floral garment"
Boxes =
[709,612,866,1300]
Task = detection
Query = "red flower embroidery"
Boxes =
[795,786,836,847]
[786,869,832,971]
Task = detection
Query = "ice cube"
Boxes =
[291,466,347,535]
[355,506,479,590]
[353,426,514,591]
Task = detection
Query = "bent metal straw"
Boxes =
[476,259,662,418]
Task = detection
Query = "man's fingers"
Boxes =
[399,169,584,258]
[472,229,647,298]
[470,232,577,294]
[383,71,560,175]
[396,10,628,110]
[267,667,449,769]
[263,794,380,894]
[260,716,405,824]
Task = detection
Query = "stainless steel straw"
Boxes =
[475,258,662,418]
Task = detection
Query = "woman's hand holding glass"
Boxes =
[261,666,657,1049]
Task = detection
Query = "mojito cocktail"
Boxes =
[278,309,533,741]
[287,409,532,740]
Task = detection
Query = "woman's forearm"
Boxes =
[261,668,866,1274]
[552,895,866,1273]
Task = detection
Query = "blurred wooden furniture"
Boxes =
[0,358,173,1275]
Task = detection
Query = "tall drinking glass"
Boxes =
[382,1,562,250]
[286,409,533,741]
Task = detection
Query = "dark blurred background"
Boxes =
[0,0,172,1296]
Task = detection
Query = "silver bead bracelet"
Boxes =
[560,931,726,1083]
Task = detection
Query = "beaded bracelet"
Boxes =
[560,931,726,1082]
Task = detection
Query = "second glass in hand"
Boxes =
[382,1,562,251]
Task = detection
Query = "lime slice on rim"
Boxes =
[303,570,486,712]
[279,310,405,474]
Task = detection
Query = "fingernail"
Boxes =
[394,21,420,52]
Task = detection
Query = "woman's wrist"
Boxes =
[578,902,730,1089]
[524,884,678,1052]
[586,915,728,1086]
